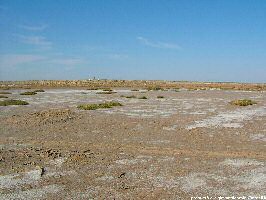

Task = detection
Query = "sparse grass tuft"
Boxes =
[148,86,163,91]
[96,91,116,94]
[0,95,8,98]
[138,96,147,99]
[0,99,29,106]
[230,99,257,106]
[121,95,136,98]
[131,89,139,91]
[157,96,164,98]
[20,91,37,95]
[33,89,45,92]
[77,101,122,110]
[87,88,99,90]
[102,88,113,91]
[0,92,11,94]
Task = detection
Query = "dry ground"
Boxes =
[0,88,265,199]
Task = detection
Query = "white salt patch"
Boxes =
[96,175,114,181]
[0,184,63,200]
[147,140,170,145]
[115,155,152,165]
[250,134,266,142]
[163,125,178,131]
[187,107,266,130]
[0,169,42,189]
[158,156,175,162]
[188,111,207,115]
[233,167,266,190]
[115,158,145,165]
[151,175,179,189]
[48,157,66,167]
[181,173,207,192]
[222,123,243,128]
[220,159,264,168]
[44,170,76,178]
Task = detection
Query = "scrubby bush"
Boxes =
[121,95,136,98]
[157,96,164,98]
[0,92,11,94]
[33,89,45,92]
[102,88,113,91]
[138,96,147,99]
[96,91,116,94]
[0,99,29,106]
[20,91,37,95]
[77,101,122,110]
[147,86,162,91]
[0,95,8,98]
[230,99,257,106]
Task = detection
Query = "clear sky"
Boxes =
[0,0,266,82]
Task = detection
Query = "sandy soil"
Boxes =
[0,88,265,199]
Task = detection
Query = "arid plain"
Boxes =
[0,81,265,199]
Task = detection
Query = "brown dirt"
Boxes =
[0,88,265,199]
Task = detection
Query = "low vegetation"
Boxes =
[77,101,122,110]
[0,92,11,94]
[33,89,45,92]
[0,99,29,106]
[147,86,163,91]
[230,99,257,106]
[0,95,8,98]
[138,96,147,99]
[102,88,113,91]
[121,95,136,98]
[131,89,139,91]
[157,96,164,98]
[20,91,37,95]
[96,91,116,94]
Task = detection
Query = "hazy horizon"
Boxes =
[1,0,266,83]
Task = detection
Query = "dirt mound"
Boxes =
[6,109,77,126]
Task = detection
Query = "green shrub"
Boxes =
[131,89,139,91]
[0,92,11,94]
[121,95,136,98]
[96,91,116,94]
[33,89,45,92]
[102,88,113,91]
[147,86,162,91]
[78,101,122,110]
[0,99,29,106]
[20,91,37,95]
[230,99,257,106]
[0,95,8,98]
[138,96,147,99]
[157,96,164,98]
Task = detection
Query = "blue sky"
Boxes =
[0,0,266,82]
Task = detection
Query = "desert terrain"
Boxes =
[0,81,265,199]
